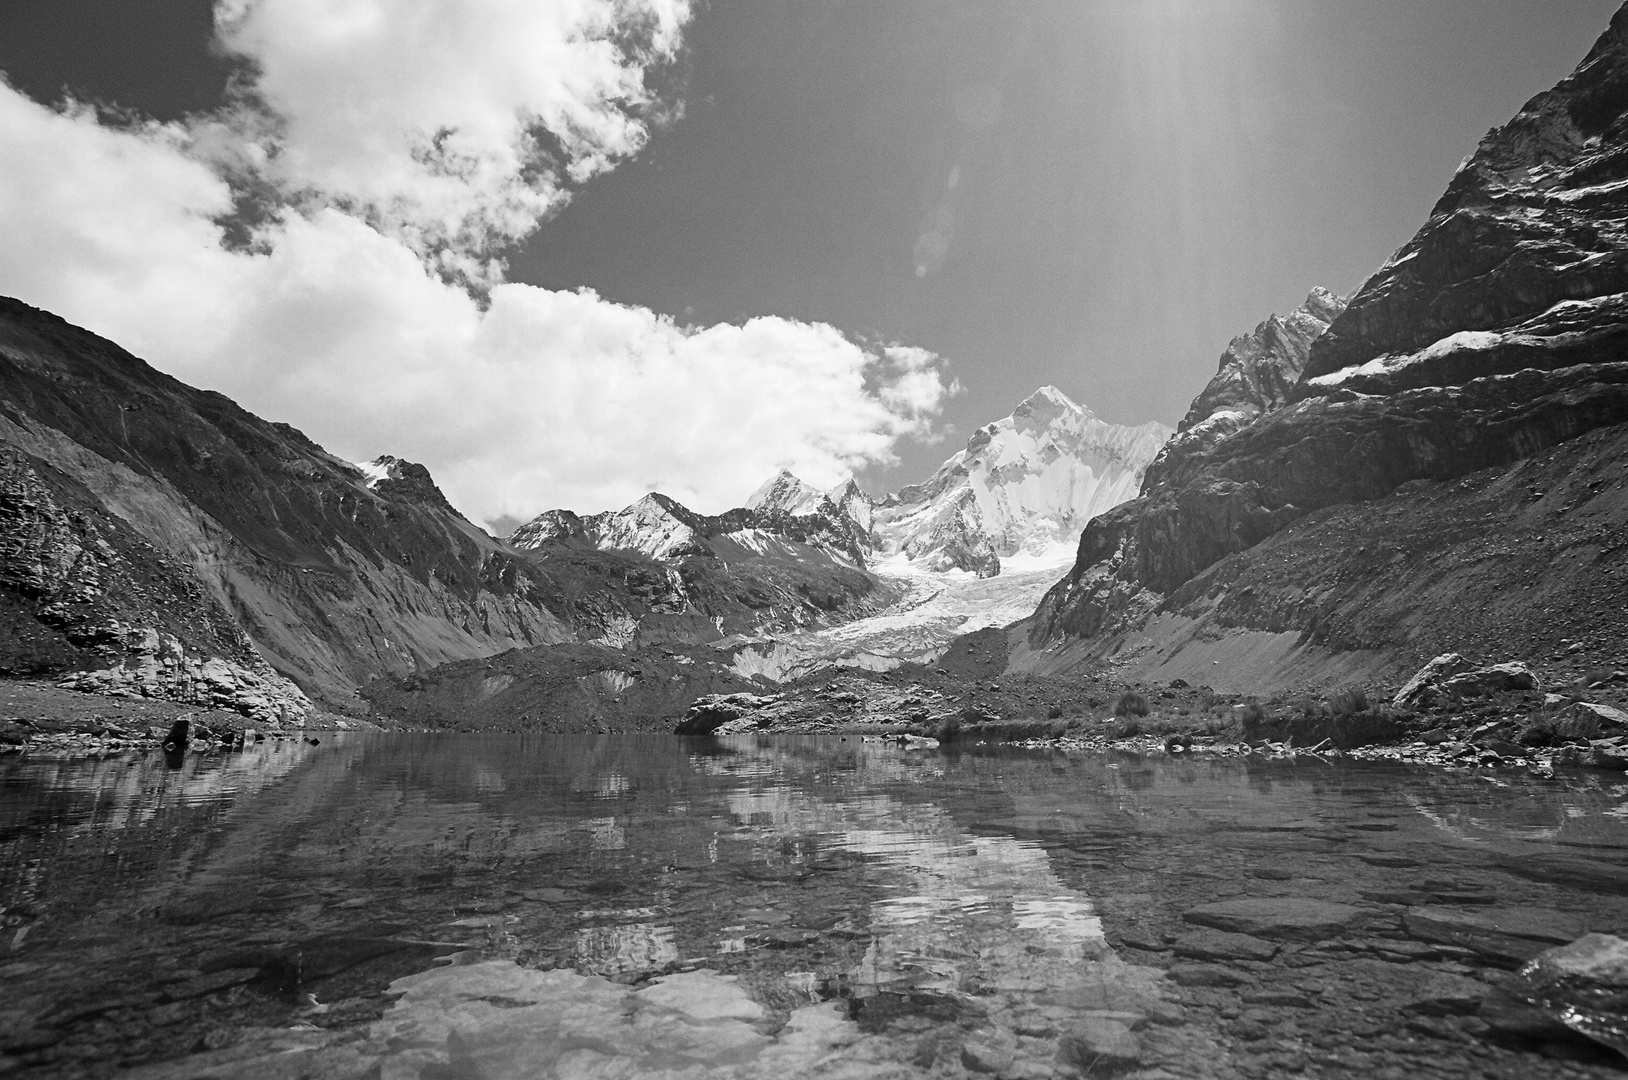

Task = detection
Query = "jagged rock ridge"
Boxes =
[1017,7,1628,687]
[1144,289,1347,491]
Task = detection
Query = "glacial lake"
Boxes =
[3,735,1628,1079]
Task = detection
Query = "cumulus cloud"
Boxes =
[209,0,689,279]
[0,0,953,524]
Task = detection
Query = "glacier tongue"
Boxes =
[718,386,1173,677]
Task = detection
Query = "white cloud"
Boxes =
[0,0,953,525]
[213,0,691,274]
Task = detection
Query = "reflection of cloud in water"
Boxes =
[581,816,626,850]
[718,770,1110,1009]
[366,961,885,1079]
[574,922,678,976]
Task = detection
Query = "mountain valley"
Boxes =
[1,9,1627,744]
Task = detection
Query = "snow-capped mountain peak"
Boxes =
[872,386,1172,576]
[745,470,831,517]
[736,387,1173,578]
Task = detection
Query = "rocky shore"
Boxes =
[0,681,371,756]
[671,652,1628,774]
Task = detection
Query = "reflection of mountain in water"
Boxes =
[9,736,1628,1079]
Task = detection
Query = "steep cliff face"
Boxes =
[0,298,739,710]
[1021,8,1628,684]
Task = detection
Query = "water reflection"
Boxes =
[3,737,1628,1079]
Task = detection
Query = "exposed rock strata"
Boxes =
[1022,12,1628,682]
[56,628,312,725]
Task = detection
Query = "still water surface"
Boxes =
[3,735,1628,1078]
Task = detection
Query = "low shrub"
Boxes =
[1239,700,1267,725]
[1331,688,1369,717]
[1046,705,1064,720]
[1115,718,1145,738]
[935,712,963,743]
[1114,691,1151,718]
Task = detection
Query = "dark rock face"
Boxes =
[1026,9,1628,671]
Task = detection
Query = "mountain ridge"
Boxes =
[1008,13,1628,689]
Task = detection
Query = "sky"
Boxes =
[0,0,1620,532]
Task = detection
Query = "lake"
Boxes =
[3,734,1627,1078]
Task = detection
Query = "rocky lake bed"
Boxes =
[4,716,1628,1079]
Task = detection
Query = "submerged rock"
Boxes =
[1172,929,1278,963]
[1055,1014,1142,1073]
[1182,898,1363,942]
[1403,906,1586,968]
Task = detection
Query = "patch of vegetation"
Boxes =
[1331,687,1369,716]
[1114,691,1150,718]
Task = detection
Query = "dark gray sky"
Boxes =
[1,0,1621,495]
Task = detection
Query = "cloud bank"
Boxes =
[0,0,952,523]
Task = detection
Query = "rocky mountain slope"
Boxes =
[0,299,895,714]
[1013,10,1628,690]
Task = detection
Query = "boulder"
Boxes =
[1182,897,1363,942]
[1393,654,1474,708]
[1592,741,1628,772]
[1505,933,1628,1057]
[673,693,782,735]
[1394,656,1536,708]
[1572,701,1628,729]
[1440,661,1538,697]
